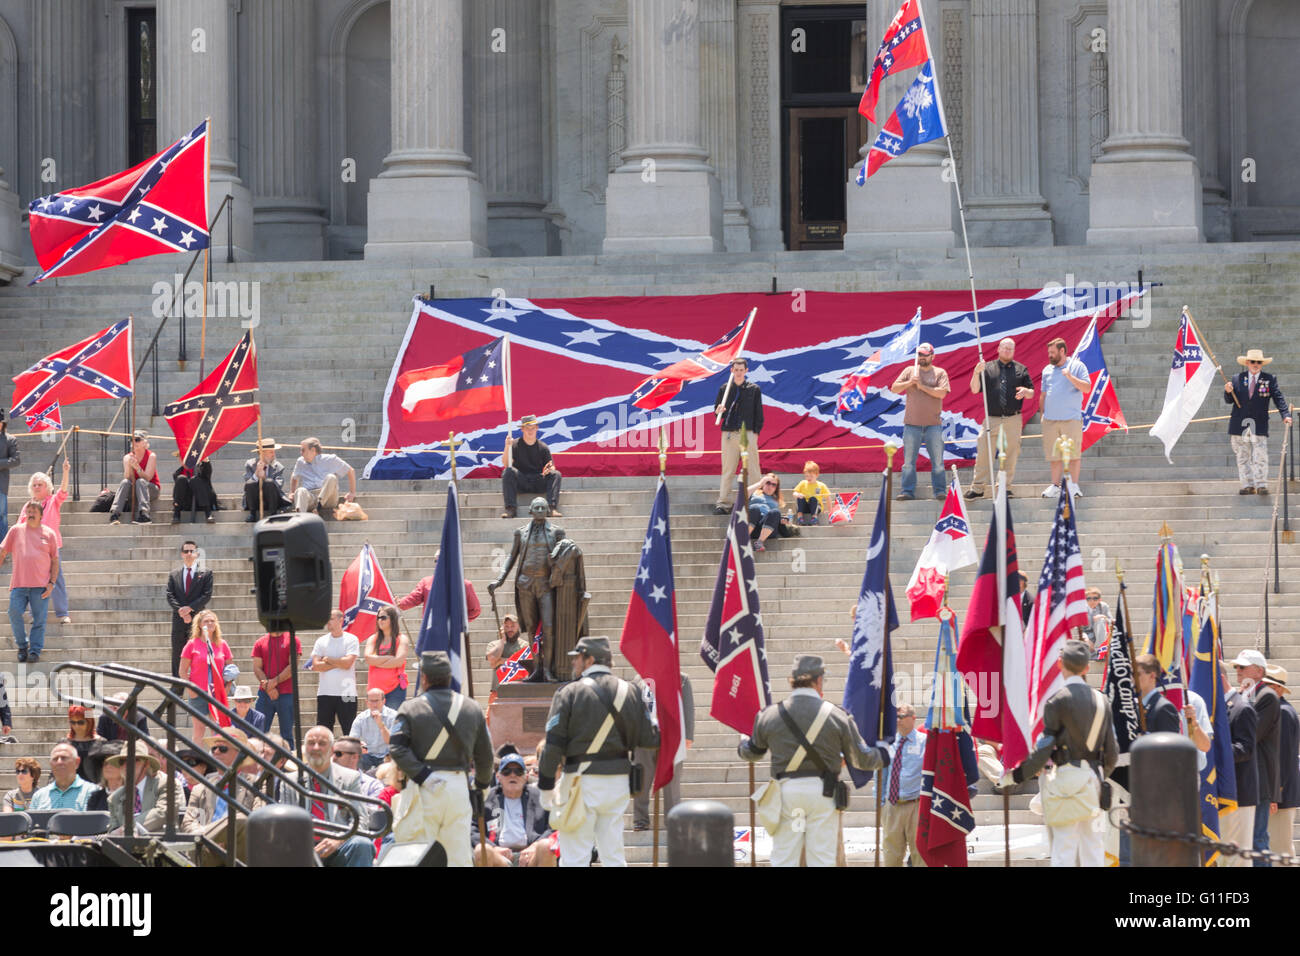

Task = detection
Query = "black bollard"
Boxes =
[667,800,735,867]
[1130,732,1201,867]
[247,805,316,867]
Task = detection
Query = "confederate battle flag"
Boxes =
[11,319,134,421]
[339,543,395,642]
[163,332,259,470]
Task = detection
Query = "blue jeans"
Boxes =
[254,689,295,739]
[0,490,7,538]
[9,586,50,656]
[901,424,947,497]
[52,548,67,619]
[322,834,375,867]
[1253,800,1272,867]
[384,685,407,711]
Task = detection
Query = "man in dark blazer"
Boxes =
[1222,658,1260,866]
[1232,648,1281,865]
[166,540,213,676]
[1268,666,1299,857]
[1225,348,1291,494]
[1134,654,1181,733]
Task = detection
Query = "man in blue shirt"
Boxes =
[28,741,103,811]
[1038,337,1089,498]
[882,703,927,867]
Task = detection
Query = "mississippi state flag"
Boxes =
[917,728,976,867]
[397,337,506,423]
[906,477,978,620]
[858,0,930,123]
[619,477,684,790]
[630,309,756,410]
[28,119,209,285]
[1074,313,1129,451]
[11,319,134,420]
[700,479,771,734]
[828,492,861,525]
[339,543,395,642]
[24,402,62,433]
[1149,310,1217,463]
[865,61,947,178]
[163,332,259,470]
[837,308,920,413]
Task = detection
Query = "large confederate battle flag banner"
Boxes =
[364,287,1143,480]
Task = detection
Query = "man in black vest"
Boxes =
[967,337,1033,499]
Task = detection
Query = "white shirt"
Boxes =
[312,631,359,699]
[499,795,528,849]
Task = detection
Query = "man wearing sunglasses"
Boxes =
[1225,348,1291,495]
[330,735,384,797]
[471,752,556,867]
[166,540,213,677]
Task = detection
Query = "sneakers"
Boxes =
[133,512,152,524]
[109,512,122,525]
[1068,481,1083,498]
[59,617,71,625]
[206,513,216,523]
[28,653,39,664]
[1041,485,1059,498]
[964,489,983,500]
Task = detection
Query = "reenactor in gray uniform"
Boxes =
[739,655,891,867]
[996,639,1118,867]
[537,636,659,867]
[388,651,494,867]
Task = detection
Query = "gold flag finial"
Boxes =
[996,424,1008,469]
[1158,521,1174,540]
[658,426,668,476]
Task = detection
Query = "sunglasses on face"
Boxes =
[499,766,525,777]
[210,745,233,755]
[333,750,359,759]
[15,768,31,775]
[69,719,87,726]
[182,549,197,554]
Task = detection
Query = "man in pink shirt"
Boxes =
[395,549,482,623]
[1,501,60,663]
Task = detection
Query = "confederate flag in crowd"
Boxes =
[858,0,929,123]
[630,309,756,411]
[339,543,395,642]
[905,476,978,620]
[163,332,259,470]
[11,319,134,421]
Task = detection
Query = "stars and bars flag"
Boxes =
[858,0,929,123]
[339,543,395,643]
[24,402,62,433]
[906,475,978,620]
[843,475,899,786]
[837,308,921,413]
[620,477,684,790]
[828,492,861,525]
[163,331,259,471]
[10,319,134,420]
[1150,310,1217,462]
[1190,593,1237,864]
[956,478,1032,770]
[630,309,756,411]
[396,336,507,423]
[416,483,471,692]
[1024,483,1088,742]
[700,479,771,734]
[863,61,948,179]
[496,636,538,687]
[1073,312,1128,451]
[27,119,209,285]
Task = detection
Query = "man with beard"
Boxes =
[890,342,951,501]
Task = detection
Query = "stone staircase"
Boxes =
[3,241,1300,865]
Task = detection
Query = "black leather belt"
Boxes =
[776,770,823,780]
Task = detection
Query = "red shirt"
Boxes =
[396,577,482,621]
[252,632,302,695]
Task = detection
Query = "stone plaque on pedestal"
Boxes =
[488,683,560,754]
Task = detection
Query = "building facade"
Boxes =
[0,0,1296,279]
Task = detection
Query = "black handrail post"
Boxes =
[177,275,187,363]
[226,199,233,264]
[1275,521,1281,594]
[165,699,178,839]
[99,433,107,490]
[151,339,161,417]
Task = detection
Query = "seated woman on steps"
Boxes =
[747,473,785,553]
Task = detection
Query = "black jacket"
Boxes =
[1143,691,1182,735]
[1279,699,1300,810]
[1227,370,1288,437]
[715,380,763,434]
[0,432,18,497]
[1016,680,1119,782]
[1253,683,1282,805]
[471,783,552,848]
[167,566,213,628]
[1226,689,1259,808]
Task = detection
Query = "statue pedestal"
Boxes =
[488,683,560,754]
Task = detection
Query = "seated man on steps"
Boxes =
[110,430,161,525]
[291,437,355,516]
[243,437,290,521]
[501,414,561,518]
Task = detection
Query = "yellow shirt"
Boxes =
[793,479,831,510]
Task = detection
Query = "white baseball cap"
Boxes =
[1229,648,1267,669]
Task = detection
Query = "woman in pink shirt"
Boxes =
[181,609,233,739]
[28,459,70,624]
[364,605,410,710]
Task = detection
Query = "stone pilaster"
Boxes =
[964,0,1052,246]
[603,0,723,254]
[1181,0,1229,241]
[29,1,95,192]
[0,166,21,282]
[736,0,782,250]
[158,0,255,259]
[244,0,325,260]
[1087,0,1202,244]
[366,0,488,259]
[701,0,750,251]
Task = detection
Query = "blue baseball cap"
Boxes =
[498,753,526,774]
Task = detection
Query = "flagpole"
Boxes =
[251,328,264,521]
[199,114,212,382]
[993,435,1012,867]
[875,444,898,868]
[199,248,209,380]
[503,336,514,471]
[1183,306,1240,408]
[653,425,668,869]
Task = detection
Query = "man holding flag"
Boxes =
[1224,347,1290,494]
[966,338,1033,499]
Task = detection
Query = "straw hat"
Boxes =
[105,750,161,774]
[1237,348,1273,366]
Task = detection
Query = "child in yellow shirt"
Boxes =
[792,460,831,526]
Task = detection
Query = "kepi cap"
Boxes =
[1060,640,1091,670]
[420,651,452,682]
[792,655,825,680]
[567,636,612,664]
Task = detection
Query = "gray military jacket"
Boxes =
[1015,677,1119,783]
[738,688,886,778]
[389,688,494,790]
[538,665,660,787]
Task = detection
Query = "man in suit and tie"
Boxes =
[107,749,185,833]
[166,540,213,677]
[1225,348,1291,494]
[1232,648,1281,865]
[1266,665,1299,857]
[1220,658,1260,866]
[1134,654,1181,733]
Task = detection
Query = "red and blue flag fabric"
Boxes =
[906,477,978,621]
[24,401,62,433]
[27,119,209,285]
[916,728,976,867]
[339,543,395,643]
[163,331,259,470]
[843,476,898,786]
[10,319,134,421]
[828,492,861,525]
[1073,312,1129,451]
[364,287,1143,481]
[1150,311,1218,462]
[630,309,755,410]
[858,0,930,123]
[864,61,947,179]
[619,477,684,790]
[396,336,506,423]
[496,637,538,687]
[837,307,920,413]
[1189,594,1237,864]
[700,479,771,734]
[416,483,471,692]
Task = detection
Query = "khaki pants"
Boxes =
[1231,434,1270,489]
[1042,419,1083,461]
[1217,805,1255,866]
[416,770,475,868]
[556,773,630,868]
[295,472,340,513]
[881,798,927,867]
[1269,806,1296,857]
[969,415,1023,494]
[717,430,761,507]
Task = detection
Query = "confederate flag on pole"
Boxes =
[339,543,395,642]
[24,402,62,433]
[163,332,259,471]
[10,318,134,420]
[858,0,929,123]
[27,119,210,285]
[1074,313,1128,452]
[906,476,978,620]
[629,308,756,411]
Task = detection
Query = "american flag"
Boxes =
[1024,483,1088,739]
[163,332,259,470]
[10,319,134,420]
[339,543,395,641]
[24,401,62,433]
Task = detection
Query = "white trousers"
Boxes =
[770,777,838,868]
[557,773,630,868]
[1049,814,1105,867]
[420,770,474,868]
[1269,806,1296,857]
[1231,434,1270,489]
[1217,805,1255,867]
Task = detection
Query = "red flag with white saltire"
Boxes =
[1024,483,1088,743]
[24,402,62,433]
[858,0,930,123]
[27,119,209,285]
[163,332,259,471]
[495,638,537,686]
[828,492,860,525]
[916,728,975,867]
[10,319,134,421]
[339,543,395,641]
[628,309,756,410]
[955,484,1032,770]
[906,478,978,620]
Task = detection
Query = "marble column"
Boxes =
[603,0,723,254]
[245,0,325,260]
[736,0,782,250]
[965,0,1052,246]
[470,0,555,257]
[366,0,488,259]
[29,1,96,194]
[0,166,21,282]
[844,0,956,250]
[1087,0,1202,244]
[158,0,255,259]
[701,0,751,251]
[1182,0,1229,241]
